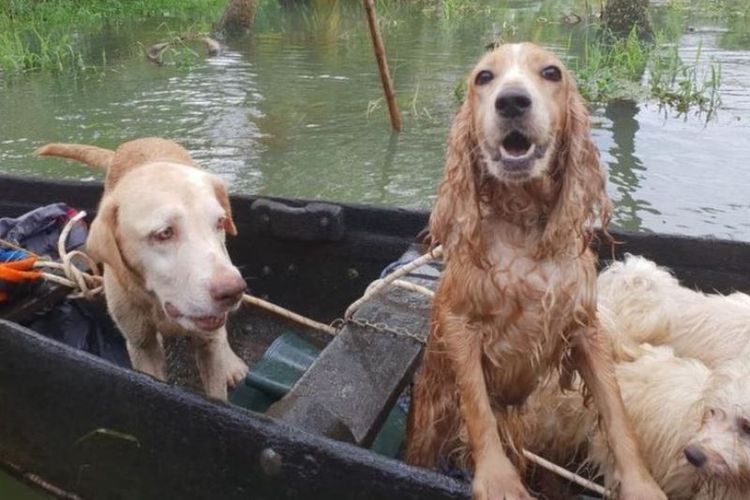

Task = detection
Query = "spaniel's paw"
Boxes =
[472,468,535,500]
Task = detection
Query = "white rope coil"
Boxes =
[56,211,103,298]
[25,210,104,299]
[345,245,442,319]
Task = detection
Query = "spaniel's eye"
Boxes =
[152,227,174,242]
[475,70,494,86]
[541,65,562,82]
[740,418,750,436]
[217,216,226,231]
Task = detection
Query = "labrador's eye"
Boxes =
[541,65,562,82]
[475,70,494,86]
[152,227,174,242]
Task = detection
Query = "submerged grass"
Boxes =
[0,28,84,73]
[573,28,651,104]
[0,0,225,73]
[649,41,722,119]
[572,27,722,118]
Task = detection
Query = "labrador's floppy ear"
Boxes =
[87,196,126,272]
[213,179,238,236]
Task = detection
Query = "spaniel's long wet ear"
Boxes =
[543,78,611,254]
[212,179,238,236]
[87,197,127,275]
[429,98,483,258]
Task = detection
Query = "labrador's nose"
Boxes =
[210,271,246,306]
[495,89,532,118]
[684,445,708,468]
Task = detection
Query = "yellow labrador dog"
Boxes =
[37,138,248,400]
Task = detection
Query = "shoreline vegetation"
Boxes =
[0,0,226,72]
[1,0,735,117]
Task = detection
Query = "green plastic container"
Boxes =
[0,469,51,500]
[230,331,407,458]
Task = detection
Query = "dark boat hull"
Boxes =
[0,320,468,500]
[2,174,750,499]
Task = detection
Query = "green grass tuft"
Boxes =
[571,27,722,117]
[0,0,225,73]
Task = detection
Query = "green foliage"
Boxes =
[0,0,225,73]
[3,0,225,25]
[648,41,722,118]
[375,0,493,20]
[573,27,651,104]
[572,27,722,117]
[0,28,81,72]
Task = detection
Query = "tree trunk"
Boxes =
[602,0,653,39]
[217,0,259,36]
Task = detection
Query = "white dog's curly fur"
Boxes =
[527,256,750,499]
[598,254,750,367]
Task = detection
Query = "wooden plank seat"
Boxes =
[267,249,438,447]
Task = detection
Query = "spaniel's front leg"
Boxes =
[571,323,667,500]
[443,313,534,500]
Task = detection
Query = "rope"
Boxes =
[390,279,435,298]
[242,294,338,336]
[0,214,103,298]
[0,238,41,260]
[55,211,103,298]
[16,211,105,299]
[345,245,442,319]
[522,450,611,497]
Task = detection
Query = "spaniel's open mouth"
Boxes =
[165,302,227,331]
[493,131,547,172]
[501,131,533,158]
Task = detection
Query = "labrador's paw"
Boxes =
[225,351,248,388]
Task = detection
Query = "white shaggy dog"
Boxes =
[527,255,750,498]
[529,346,750,499]
[597,255,750,367]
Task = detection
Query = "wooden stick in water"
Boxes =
[363,0,402,131]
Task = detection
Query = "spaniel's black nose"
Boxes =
[496,89,532,118]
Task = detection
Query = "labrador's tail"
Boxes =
[35,143,114,170]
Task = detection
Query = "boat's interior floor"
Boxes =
[166,308,330,393]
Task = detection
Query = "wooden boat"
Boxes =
[1,174,750,500]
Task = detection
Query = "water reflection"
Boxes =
[604,99,656,233]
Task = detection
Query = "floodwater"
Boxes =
[1,0,750,239]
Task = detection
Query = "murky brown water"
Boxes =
[1,0,750,238]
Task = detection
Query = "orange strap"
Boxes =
[0,256,42,282]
